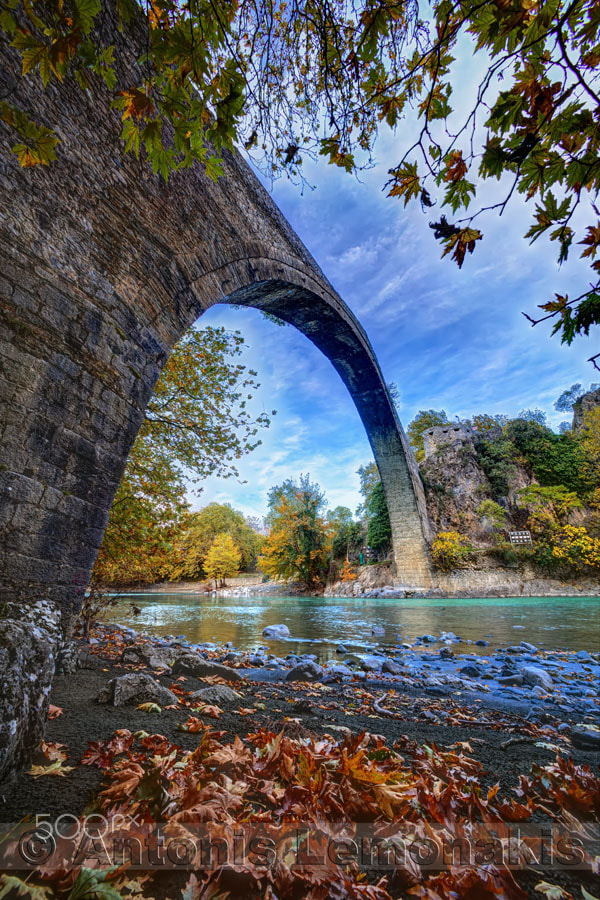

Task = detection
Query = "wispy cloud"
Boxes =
[185,137,595,519]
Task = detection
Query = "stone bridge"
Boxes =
[0,16,434,777]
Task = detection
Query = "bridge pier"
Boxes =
[0,13,434,779]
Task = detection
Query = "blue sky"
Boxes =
[191,129,597,521]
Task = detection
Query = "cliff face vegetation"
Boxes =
[415,389,600,577]
[420,430,532,541]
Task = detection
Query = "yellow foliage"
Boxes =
[551,525,600,571]
[431,531,473,572]
[258,495,332,588]
[203,533,241,588]
[339,559,357,582]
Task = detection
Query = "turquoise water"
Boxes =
[102,593,599,662]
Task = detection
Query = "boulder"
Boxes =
[576,650,594,662]
[498,675,524,687]
[475,640,489,647]
[421,635,437,644]
[520,641,538,653]
[336,644,348,654]
[171,653,243,682]
[189,685,241,705]
[459,665,481,679]
[522,666,553,692]
[361,656,384,672]
[439,648,454,660]
[286,660,324,682]
[324,664,353,677]
[571,727,600,750]
[97,673,178,708]
[121,644,177,669]
[262,624,290,639]
[382,659,403,675]
[371,625,385,636]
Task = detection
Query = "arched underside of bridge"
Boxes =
[0,13,434,778]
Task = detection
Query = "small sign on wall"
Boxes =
[509,530,533,545]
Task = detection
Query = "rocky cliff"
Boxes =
[573,386,600,431]
[419,430,531,544]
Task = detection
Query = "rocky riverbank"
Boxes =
[78,622,600,742]
[1,622,598,900]
[325,561,600,598]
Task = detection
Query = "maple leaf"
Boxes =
[441,226,483,268]
[178,715,205,733]
[136,702,162,713]
[191,704,222,719]
[580,223,600,260]
[387,161,421,206]
[113,88,155,121]
[48,704,63,719]
[98,761,145,804]
[0,875,53,899]
[38,741,68,763]
[68,866,123,900]
[27,760,74,778]
[444,150,468,183]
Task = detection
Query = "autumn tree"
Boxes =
[4,0,599,361]
[93,326,271,584]
[431,531,474,572]
[169,502,263,581]
[203,533,242,589]
[518,484,582,535]
[259,475,332,588]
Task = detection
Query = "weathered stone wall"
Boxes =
[326,559,600,598]
[0,12,435,776]
[423,424,475,459]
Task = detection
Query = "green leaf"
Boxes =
[0,9,17,35]
[68,867,123,900]
[72,0,102,35]
[205,154,225,182]
[0,875,53,899]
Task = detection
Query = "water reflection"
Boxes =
[103,594,600,662]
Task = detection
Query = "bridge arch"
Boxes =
[0,14,433,778]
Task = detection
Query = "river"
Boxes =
[102,593,599,662]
